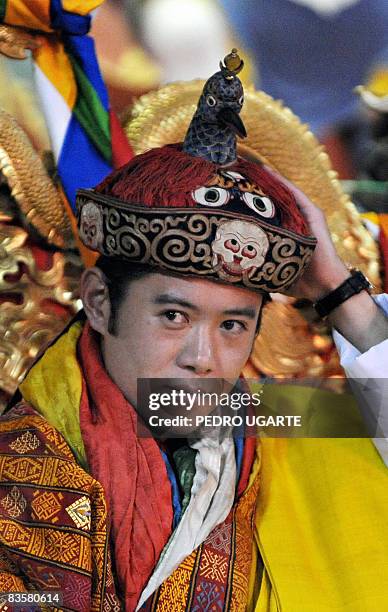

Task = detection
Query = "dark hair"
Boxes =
[95,255,270,336]
[95,256,155,334]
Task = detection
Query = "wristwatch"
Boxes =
[314,269,373,318]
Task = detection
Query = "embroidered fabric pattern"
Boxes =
[0,404,121,612]
[142,469,260,611]
[77,190,316,292]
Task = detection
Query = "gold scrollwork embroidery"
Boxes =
[78,192,315,293]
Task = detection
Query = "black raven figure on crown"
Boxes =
[183,49,247,166]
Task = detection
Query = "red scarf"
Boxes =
[78,323,173,610]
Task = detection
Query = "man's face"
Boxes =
[100,272,262,407]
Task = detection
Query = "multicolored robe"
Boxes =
[1,320,388,611]
[0,321,260,611]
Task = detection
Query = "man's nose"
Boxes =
[176,326,217,375]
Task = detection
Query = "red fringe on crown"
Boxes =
[95,144,309,235]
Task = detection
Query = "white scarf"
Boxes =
[136,434,236,609]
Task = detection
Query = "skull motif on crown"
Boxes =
[211,219,269,281]
[79,201,104,251]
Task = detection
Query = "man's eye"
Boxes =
[162,311,187,325]
[222,320,247,332]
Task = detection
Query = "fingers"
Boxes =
[262,165,329,241]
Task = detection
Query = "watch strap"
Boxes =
[314,270,372,318]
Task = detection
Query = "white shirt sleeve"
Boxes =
[332,294,388,466]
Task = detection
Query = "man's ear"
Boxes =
[80,267,111,335]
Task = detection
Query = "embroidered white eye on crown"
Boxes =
[242,193,275,218]
[192,175,276,219]
[192,186,230,206]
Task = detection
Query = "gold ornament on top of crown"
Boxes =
[124,81,380,286]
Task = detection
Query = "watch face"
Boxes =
[351,269,373,292]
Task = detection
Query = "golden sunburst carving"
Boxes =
[0,107,73,249]
[0,107,81,408]
[0,221,82,408]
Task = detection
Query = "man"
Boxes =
[0,52,388,611]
